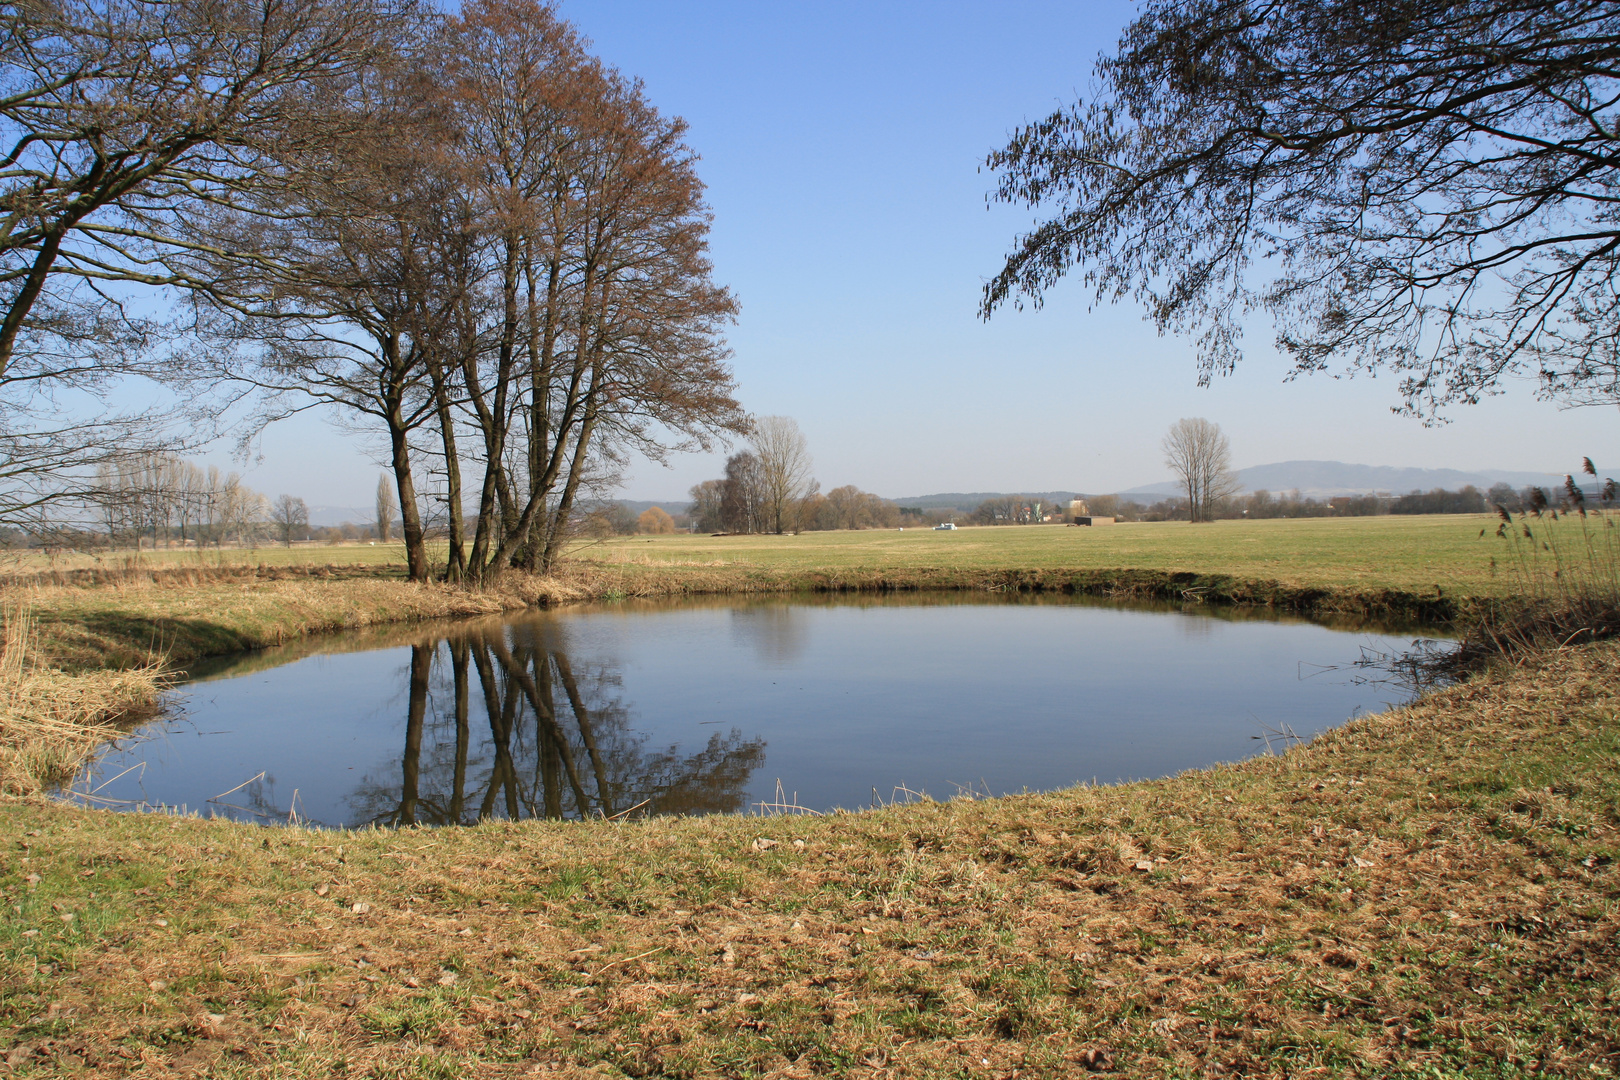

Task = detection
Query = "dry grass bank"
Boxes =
[0,607,163,798]
[0,567,595,794]
[11,554,1470,681]
[2,641,1617,1077]
[13,565,592,674]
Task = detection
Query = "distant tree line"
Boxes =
[94,455,269,549]
[1086,484,1580,523]
[674,416,904,535]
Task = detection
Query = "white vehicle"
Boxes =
[934,522,958,530]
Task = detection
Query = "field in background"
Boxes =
[590,515,1508,595]
[0,542,420,575]
[1,515,1515,595]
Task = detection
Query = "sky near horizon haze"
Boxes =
[222,0,1620,510]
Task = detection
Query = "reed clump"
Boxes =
[1445,458,1620,674]
[0,602,165,796]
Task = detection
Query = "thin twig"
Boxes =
[208,771,266,803]
[589,945,667,979]
[88,760,146,795]
[605,799,650,821]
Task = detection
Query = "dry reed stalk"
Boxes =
[1445,465,1620,675]
[0,599,166,795]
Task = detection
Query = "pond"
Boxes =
[63,594,1446,827]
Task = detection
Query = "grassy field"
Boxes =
[587,516,1512,595]
[1,543,421,576]
[8,514,1511,594]
[2,641,1616,1077]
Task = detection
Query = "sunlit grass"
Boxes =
[0,542,424,575]
[590,514,1509,594]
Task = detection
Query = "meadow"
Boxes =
[587,515,1510,595]
[10,513,1514,595]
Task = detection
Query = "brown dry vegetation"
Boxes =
[3,641,1618,1077]
[0,565,599,795]
[13,564,592,673]
[0,607,165,799]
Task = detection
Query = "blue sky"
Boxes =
[227,0,1619,509]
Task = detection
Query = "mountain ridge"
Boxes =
[1118,460,1566,499]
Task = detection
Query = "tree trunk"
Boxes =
[398,643,431,826]
[426,353,466,582]
[389,421,430,582]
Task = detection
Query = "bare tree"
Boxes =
[0,0,412,527]
[719,452,764,534]
[750,416,814,535]
[270,495,309,548]
[376,475,397,542]
[687,479,725,533]
[983,0,1620,414]
[1162,418,1238,523]
[441,0,746,579]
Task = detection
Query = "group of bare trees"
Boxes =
[689,416,816,534]
[94,456,269,548]
[181,0,745,583]
[2,0,745,581]
[807,486,900,531]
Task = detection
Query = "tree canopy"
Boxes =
[982,0,1620,415]
[0,0,414,525]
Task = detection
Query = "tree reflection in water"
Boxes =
[348,622,765,826]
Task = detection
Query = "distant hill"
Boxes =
[617,498,691,516]
[1118,460,1566,500]
[307,505,374,528]
[891,491,1082,512]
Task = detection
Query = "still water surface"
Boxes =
[68,595,1442,827]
